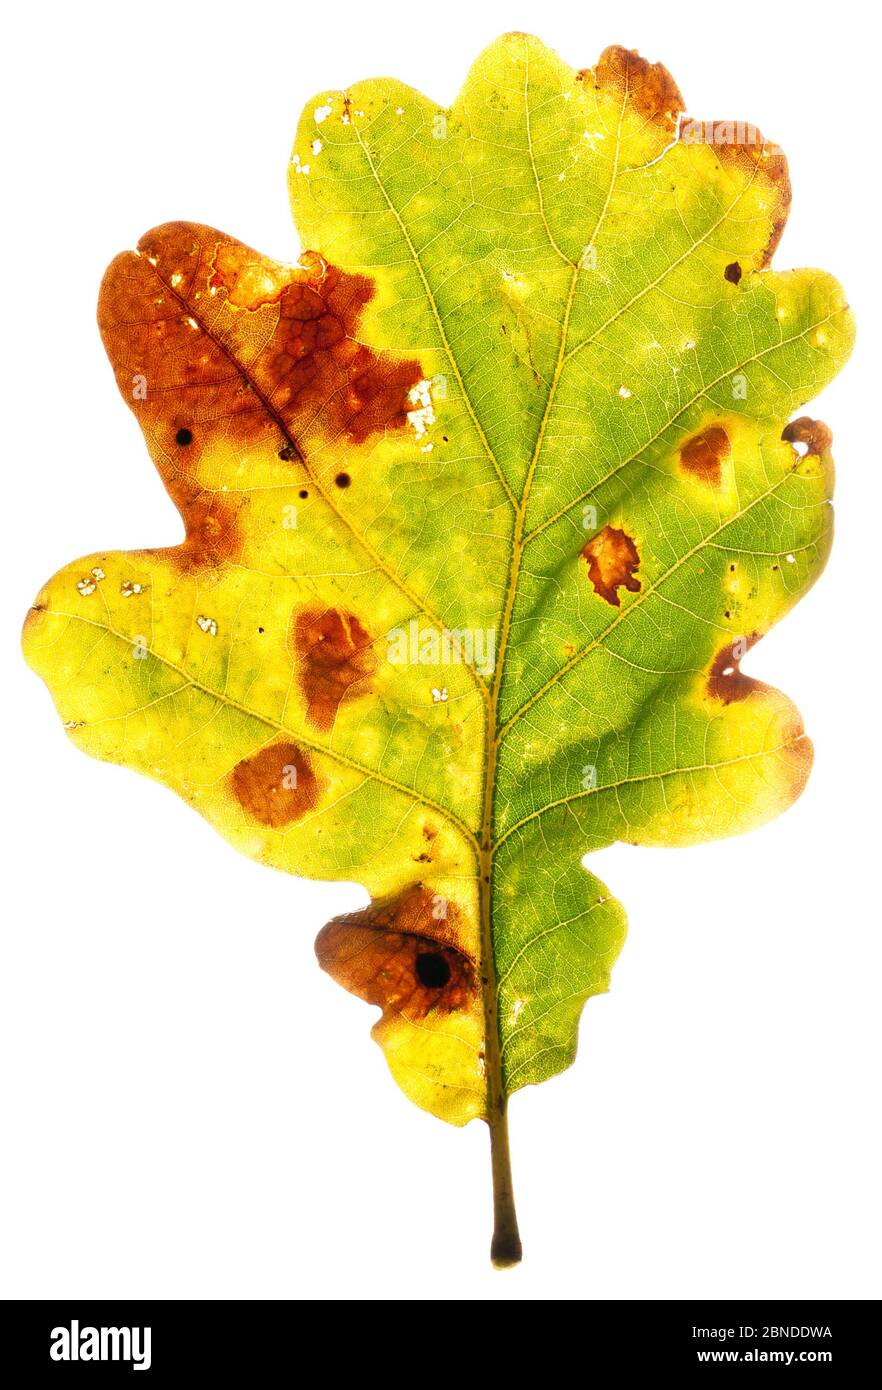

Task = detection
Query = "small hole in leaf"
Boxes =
[724,261,742,285]
[415,952,450,989]
[176,428,193,447]
[335,472,351,488]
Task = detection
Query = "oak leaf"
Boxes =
[23,36,853,1265]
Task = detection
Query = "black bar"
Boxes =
[2,1298,877,1375]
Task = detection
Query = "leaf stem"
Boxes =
[488,1100,522,1267]
[478,837,522,1266]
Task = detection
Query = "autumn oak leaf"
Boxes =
[23,36,854,1265]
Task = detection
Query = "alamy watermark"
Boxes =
[679,119,781,155]
[387,619,496,676]
[50,1320,151,1371]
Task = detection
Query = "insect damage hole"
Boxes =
[415,952,451,988]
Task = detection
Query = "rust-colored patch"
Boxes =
[782,417,833,457]
[230,741,319,827]
[315,885,475,1022]
[415,822,437,863]
[581,525,642,606]
[707,632,760,704]
[679,120,791,265]
[680,425,731,488]
[292,607,376,731]
[176,482,243,568]
[591,46,684,132]
[22,601,47,646]
[781,725,813,804]
[98,222,423,542]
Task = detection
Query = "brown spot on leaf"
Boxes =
[22,601,48,647]
[98,222,422,542]
[315,885,475,1022]
[782,417,833,457]
[724,261,742,285]
[707,632,760,704]
[174,484,243,568]
[230,741,319,827]
[680,425,731,488]
[292,607,376,731]
[781,726,813,805]
[581,525,642,606]
[414,823,438,863]
[592,47,684,132]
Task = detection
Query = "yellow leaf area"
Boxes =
[24,36,852,1166]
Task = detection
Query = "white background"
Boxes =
[2,0,879,1301]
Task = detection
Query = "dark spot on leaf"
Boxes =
[315,885,474,1022]
[176,427,193,446]
[335,471,351,488]
[724,261,742,284]
[707,633,760,704]
[292,606,376,731]
[782,417,833,458]
[581,525,641,606]
[416,952,451,988]
[230,741,319,827]
[298,489,308,498]
[278,442,298,461]
[680,425,731,488]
